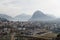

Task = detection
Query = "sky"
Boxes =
[0,0,60,17]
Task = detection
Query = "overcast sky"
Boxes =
[0,0,60,17]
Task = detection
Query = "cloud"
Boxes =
[0,0,60,17]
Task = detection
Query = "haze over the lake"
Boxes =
[0,0,60,18]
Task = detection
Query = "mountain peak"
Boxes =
[31,10,46,18]
[15,13,31,21]
[34,10,45,15]
[0,14,13,21]
[29,10,54,21]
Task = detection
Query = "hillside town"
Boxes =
[0,20,60,40]
[0,0,60,40]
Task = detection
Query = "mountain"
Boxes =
[51,18,60,23]
[0,17,8,22]
[15,14,31,21]
[29,10,54,21]
[0,14,13,21]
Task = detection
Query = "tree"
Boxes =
[55,33,60,40]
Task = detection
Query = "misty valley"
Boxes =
[0,10,60,40]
